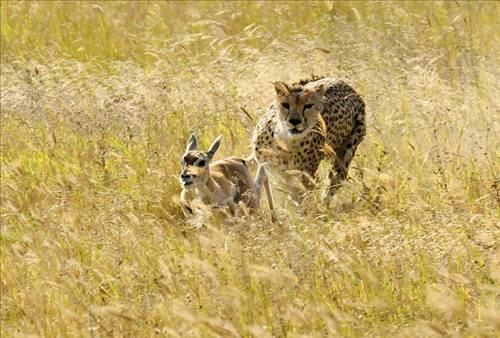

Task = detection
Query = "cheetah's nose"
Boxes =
[289,118,301,126]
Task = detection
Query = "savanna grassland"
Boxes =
[1,1,499,337]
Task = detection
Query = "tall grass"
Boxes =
[1,1,499,337]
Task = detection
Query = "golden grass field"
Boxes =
[1,1,499,337]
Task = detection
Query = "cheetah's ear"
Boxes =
[186,133,198,152]
[317,84,325,96]
[207,135,222,160]
[273,81,290,96]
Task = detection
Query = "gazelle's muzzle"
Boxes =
[180,172,196,188]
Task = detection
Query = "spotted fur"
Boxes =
[251,77,366,199]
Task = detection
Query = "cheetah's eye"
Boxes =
[197,160,206,167]
[281,102,290,110]
[304,103,314,110]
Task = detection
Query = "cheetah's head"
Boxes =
[273,81,325,139]
[179,134,222,189]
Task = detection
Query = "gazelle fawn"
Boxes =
[179,134,276,222]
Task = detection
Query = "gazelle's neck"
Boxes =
[205,175,219,195]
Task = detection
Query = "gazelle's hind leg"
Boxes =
[255,164,277,223]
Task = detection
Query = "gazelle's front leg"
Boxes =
[180,190,195,217]
[180,203,193,217]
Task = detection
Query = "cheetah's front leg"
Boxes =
[325,118,366,200]
[325,144,348,200]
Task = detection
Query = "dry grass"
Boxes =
[1,1,499,337]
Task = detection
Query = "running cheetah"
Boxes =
[251,76,366,200]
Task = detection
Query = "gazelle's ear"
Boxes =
[207,135,222,160]
[186,134,198,152]
[273,81,290,96]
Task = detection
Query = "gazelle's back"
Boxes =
[211,157,260,210]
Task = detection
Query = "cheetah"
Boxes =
[251,76,366,201]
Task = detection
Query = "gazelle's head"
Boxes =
[179,134,222,189]
[273,81,325,139]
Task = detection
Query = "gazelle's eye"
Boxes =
[304,103,314,110]
[281,102,289,109]
[197,160,206,167]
